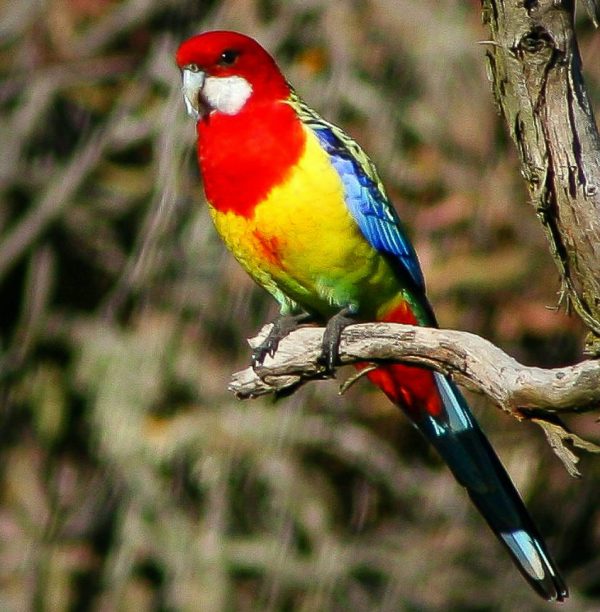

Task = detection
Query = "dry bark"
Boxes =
[481,0,600,351]
[230,323,600,414]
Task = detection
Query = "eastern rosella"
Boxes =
[176,30,567,601]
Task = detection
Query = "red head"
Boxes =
[176,31,291,120]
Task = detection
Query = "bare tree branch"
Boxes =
[481,0,600,351]
[230,323,600,414]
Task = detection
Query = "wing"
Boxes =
[288,90,425,292]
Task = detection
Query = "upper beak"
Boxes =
[182,68,206,121]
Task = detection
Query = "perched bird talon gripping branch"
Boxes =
[251,312,313,367]
[176,30,568,601]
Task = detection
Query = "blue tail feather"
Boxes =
[410,372,568,601]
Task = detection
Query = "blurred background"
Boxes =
[1,1,600,610]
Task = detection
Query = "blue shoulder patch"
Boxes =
[312,126,425,290]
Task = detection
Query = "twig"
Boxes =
[531,418,600,478]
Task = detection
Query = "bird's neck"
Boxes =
[197,100,305,218]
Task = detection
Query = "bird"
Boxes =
[176,30,568,601]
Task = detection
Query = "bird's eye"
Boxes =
[186,63,201,73]
[217,49,239,66]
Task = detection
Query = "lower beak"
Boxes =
[182,69,206,121]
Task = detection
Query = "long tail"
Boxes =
[366,361,568,601]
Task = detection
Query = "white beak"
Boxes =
[182,69,206,121]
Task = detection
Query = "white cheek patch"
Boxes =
[203,75,253,115]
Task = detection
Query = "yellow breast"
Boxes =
[209,126,397,316]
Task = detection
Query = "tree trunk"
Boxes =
[481,0,600,351]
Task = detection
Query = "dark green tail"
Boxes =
[413,372,568,601]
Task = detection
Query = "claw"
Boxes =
[318,307,357,374]
[252,313,312,367]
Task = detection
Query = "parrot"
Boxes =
[176,30,567,601]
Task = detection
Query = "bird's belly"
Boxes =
[210,179,398,318]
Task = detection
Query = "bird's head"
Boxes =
[176,31,290,121]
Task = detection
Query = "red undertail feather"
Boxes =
[365,300,443,417]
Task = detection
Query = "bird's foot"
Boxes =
[318,307,357,375]
[252,313,312,367]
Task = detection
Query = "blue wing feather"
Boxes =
[310,123,425,291]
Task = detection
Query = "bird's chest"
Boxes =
[207,130,376,311]
[209,152,361,277]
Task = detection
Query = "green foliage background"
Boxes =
[1,1,600,610]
